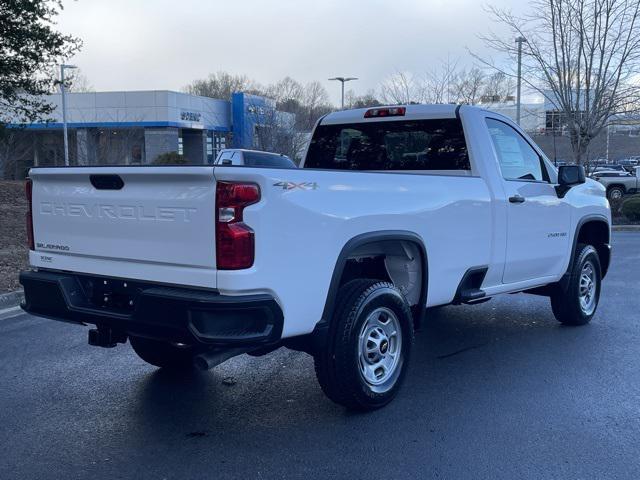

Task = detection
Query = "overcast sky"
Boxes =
[58,0,527,105]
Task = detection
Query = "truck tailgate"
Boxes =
[29,167,217,288]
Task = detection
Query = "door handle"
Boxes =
[509,194,525,203]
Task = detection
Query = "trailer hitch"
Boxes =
[88,327,127,348]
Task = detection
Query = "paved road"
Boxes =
[1,233,639,479]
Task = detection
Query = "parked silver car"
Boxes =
[214,149,297,168]
[593,168,640,200]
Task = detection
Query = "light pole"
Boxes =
[515,36,527,125]
[328,77,358,109]
[60,64,77,166]
[606,123,611,163]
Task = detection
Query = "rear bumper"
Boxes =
[19,270,283,347]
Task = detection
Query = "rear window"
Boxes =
[242,152,296,169]
[304,119,470,171]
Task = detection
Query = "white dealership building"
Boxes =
[6,90,292,171]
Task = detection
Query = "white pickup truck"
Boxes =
[20,105,611,410]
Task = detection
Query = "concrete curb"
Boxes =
[0,290,24,310]
[612,225,640,231]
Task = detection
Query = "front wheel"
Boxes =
[607,186,624,200]
[550,244,602,326]
[313,279,414,411]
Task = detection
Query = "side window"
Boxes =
[243,151,296,168]
[485,118,548,182]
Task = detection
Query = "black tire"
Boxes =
[129,335,196,370]
[607,186,625,201]
[313,279,414,411]
[550,244,602,326]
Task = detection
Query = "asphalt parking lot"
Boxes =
[1,232,639,479]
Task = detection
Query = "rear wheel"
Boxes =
[313,279,414,411]
[129,335,196,370]
[550,244,602,326]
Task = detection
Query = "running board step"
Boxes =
[453,266,489,305]
[458,289,487,303]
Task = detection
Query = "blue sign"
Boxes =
[231,92,275,148]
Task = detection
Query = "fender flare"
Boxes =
[563,214,611,285]
[318,230,429,329]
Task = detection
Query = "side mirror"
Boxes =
[558,165,586,185]
[556,165,585,198]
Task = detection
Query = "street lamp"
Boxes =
[515,36,527,125]
[60,64,77,166]
[328,77,358,109]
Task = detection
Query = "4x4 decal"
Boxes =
[273,181,319,191]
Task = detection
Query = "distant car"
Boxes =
[619,158,640,173]
[620,157,640,164]
[589,165,627,176]
[593,168,640,200]
[591,171,632,179]
[214,149,296,168]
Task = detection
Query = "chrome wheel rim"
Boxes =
[358,307,402,389]
[579,260,597,315]
[610,189,623,200]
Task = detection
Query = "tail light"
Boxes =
[216,181,260,270]
[364,107,406,118]
[25,178,34,250]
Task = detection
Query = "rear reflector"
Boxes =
[216,182,260,270]
[364,107,406,118]
[25,179,34,250]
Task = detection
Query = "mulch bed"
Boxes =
[0,181,28,292]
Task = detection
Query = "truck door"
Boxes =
[485,117,571,284]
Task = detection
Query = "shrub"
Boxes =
[621,195,640,222]
[152,152,188,165]
[609,197,624,216]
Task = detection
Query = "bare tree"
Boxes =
[380,71,420,104]
[481,72,515,103]
[422,57,459,104]
[451,67,486,104]
[185,72,333,133]
[481,71,516,103]
[297,81,332,131]
[263,77,333,131]
[67,68,94,93]
[0,129,33,179]
[302,81,330,111]
[184,71,260,100]
[345,89,382,109]
[265,76,304,105]
[344,89,358,109]
[380,61,496,106]
[246,98,306,162]
[480,0,640,164]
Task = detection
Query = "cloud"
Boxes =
[59,0,520,104]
